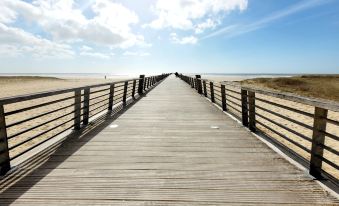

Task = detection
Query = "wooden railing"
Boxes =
[179,74,339,189]
[0,73,170,175]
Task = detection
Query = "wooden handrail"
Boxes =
[0,73,171,175]
[178,73,339,190]
[221,81,339,112]
[0,78,141,105]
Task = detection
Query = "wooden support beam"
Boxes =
[144,77,148,90]
[108,84,115,111]
[194,78,198,91]
[248,91,256,132]
[132,80,136,98]
[74,89,81,130]
[138,75,145,94]
[241,89,249,127]
[221,84,227,111]
[0,104,10,175]
[123,81,128,106]
[83,88,90,125]
[310,107,328,178]
[196,75,202,94]
[203,80,207,97]
[210,82,215,103]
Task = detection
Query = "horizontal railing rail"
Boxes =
[178,73,339,190]
[0,73,171,175]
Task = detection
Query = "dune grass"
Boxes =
[241,75,339,102]
[0,76,62,82]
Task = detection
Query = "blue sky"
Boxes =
[0,0,338,74]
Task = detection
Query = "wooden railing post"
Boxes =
[108,84,114,111]
[132,80,136,98]
[123,81,128,106]
[83,88,90,125]
[194,78,198,91]
[196,75,202,94]
[138,75,145,94]
[221,84,227,111]
[203,80,207,97]
[210,82,215,103]
[241,89,249,127]
[144,77,147,90]
[191,78,194,88]
[248,91,256,132]
[310,107,328,178]
[74,89,81,130]
[0,104,10,175]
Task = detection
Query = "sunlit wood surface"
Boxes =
[0,75,338,205]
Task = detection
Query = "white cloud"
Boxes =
[0,23,74,59]
[0,4,17,23]
[195,18,220,34]
[147,0,247,33]
[203,0,330,39]
[170,33,198,45]
[0,0,152,59]
[33,0,144,47]
[80,45,93,52]
[123,51,151,57]
[0,0,41,23]
[0,0,148,51]
[0,44,23,57]
[79,45,113,59]
[80,51,111,59]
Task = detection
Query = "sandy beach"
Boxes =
[0,75,134,98]
[0,75,133,161]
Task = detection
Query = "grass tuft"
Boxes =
[241,75,339,102]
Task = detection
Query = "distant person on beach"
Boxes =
[105,75,106,79]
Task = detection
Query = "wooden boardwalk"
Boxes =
[0,75,338,205]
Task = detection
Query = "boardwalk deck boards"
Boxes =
[0,75,338,205]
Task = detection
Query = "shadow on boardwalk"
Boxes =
[0,87,153,205]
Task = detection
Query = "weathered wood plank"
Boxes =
[0,75,337,205]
